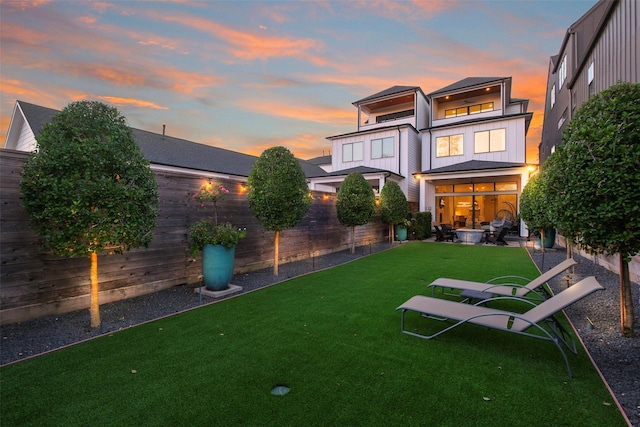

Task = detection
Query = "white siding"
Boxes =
[15,123,38,152]
[429,117,526,170]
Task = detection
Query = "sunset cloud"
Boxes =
[97,97,168,110]
[1,0,595,161]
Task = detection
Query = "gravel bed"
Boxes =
[528,247,639,427]
[1,241,638,425]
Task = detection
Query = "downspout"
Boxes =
[397,126,402,175]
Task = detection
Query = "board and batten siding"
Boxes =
[0,150,387,324]
[429,117,526,170]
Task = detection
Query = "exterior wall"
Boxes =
[405,129,421,203]
[0,150,387,324]
[428,117,527,169]
[11,120,38,152]
[540,0,639,162]
[332,128,406,175]
[415,93,430,131]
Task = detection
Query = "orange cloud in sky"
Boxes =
[97,97,168,110]
[235,98,353,127]
[158,13,326,65]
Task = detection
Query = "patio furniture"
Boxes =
[439,224,456,242]
[396,276,604,377]
[484,221,511,245]
[426,258,578,302]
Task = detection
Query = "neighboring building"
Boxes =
[306,154,332,172]
[538,0,639,282]
[3,101,327,180]
[417,77,532,234]
[539,0,639,162]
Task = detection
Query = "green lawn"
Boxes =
[0,243,627,426]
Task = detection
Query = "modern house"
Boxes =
[417,77,532,233]
[309,79,533,235]
[307,86,426,205]
[539,0,639,162]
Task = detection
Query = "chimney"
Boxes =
[162,124,166,140]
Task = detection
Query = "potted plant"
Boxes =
[379,181,410,242]
[188,182,246,291]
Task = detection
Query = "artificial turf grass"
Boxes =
[0,243,627,426]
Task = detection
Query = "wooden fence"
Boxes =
[0,150,387,324]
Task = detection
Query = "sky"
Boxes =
[1,0,598,163]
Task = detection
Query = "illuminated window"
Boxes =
[436,134,464,157]
[445,102,494,118]
[474,129,505,153]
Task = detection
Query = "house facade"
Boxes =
[539,0,639,162]
[307,86,425,205]
[310,79,533,235]
[418,77,532,234]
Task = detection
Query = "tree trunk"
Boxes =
[619,253,635,337]
[273,230,279,276]
[90,251,100,329]
[350,226,356,255]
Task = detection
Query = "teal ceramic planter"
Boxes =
[395,224,408,241]
[202,244,235,291]
[538,229,556,248]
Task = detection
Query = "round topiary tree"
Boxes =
[379,181,409,242]
[247,146,312,276]
[336,172,376,254]
[20,101,159,328]
[519,169,555,251]
[544,81,640,336]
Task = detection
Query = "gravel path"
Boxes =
[1,240,638,425]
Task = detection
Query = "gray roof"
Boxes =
[306,155,332,165]
[16,101,328,179]
[429,77,507,96]
[422,160,525,175]
[353,85,421,105]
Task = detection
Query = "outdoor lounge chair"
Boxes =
[426,258,577,302]
[396,276,603,377]
[484,220,511,245]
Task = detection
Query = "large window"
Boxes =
[436,134,463,157]
[474,128,506,153]
[550,84,556,108]
[342,141,363,162]
[371,137,394,159]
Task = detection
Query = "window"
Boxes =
[557,108,568,130]
[436,134,463,157]
[445,102,493,118]
[588,61,595,97]
[342,141,363,162]
[474,129,506,153]
[559,55,567,89]
[371,137,394,159]
[550,84,556,108]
